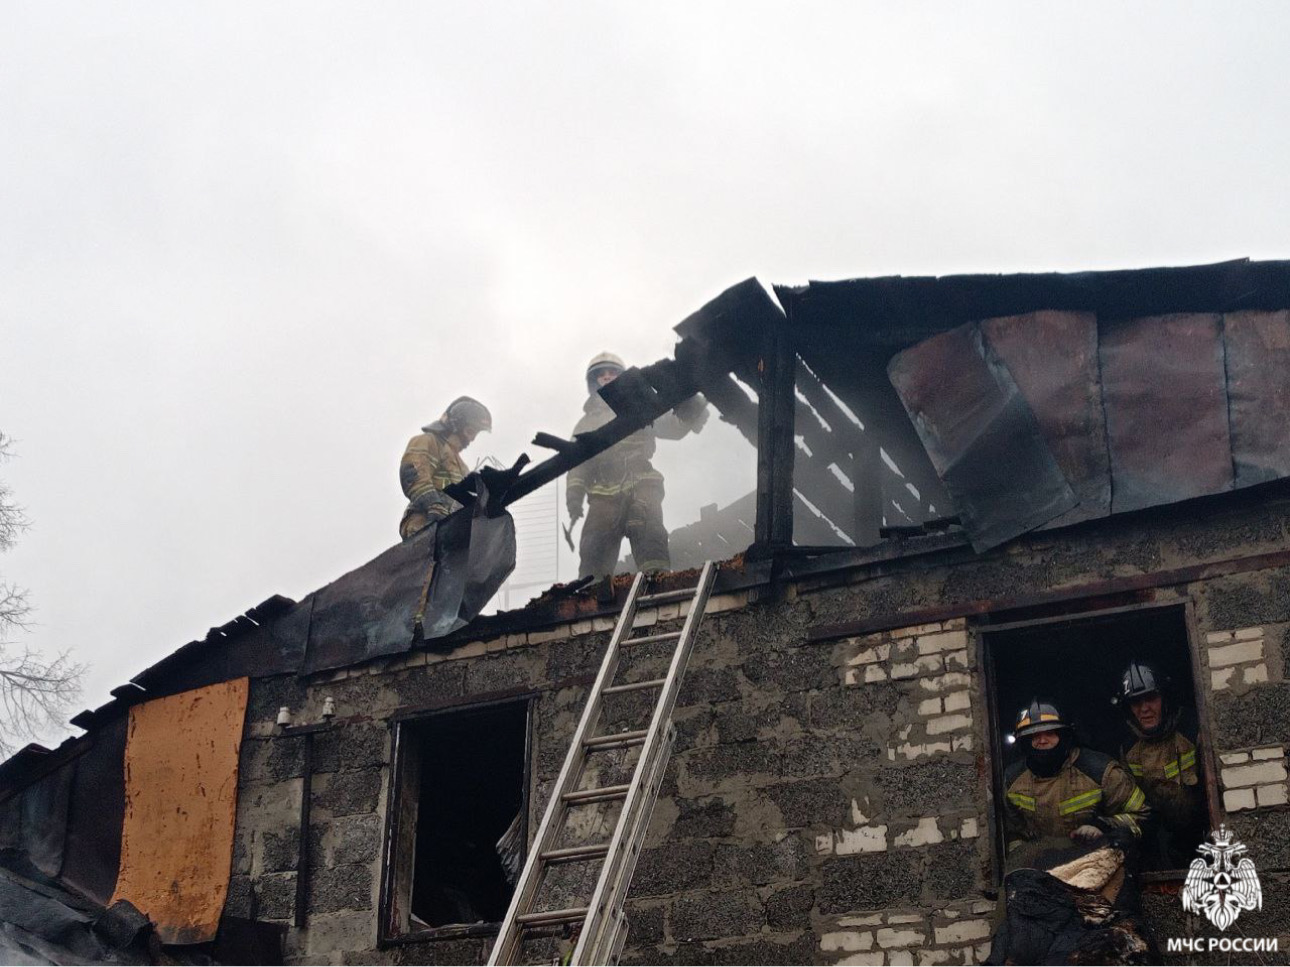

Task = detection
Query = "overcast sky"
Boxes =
[3,2,1288,745]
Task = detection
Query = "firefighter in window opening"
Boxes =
[566,352,708,578]
[1115,660,1205,869]
[398,396,492,540]
[1003,699,1150,864]
[986,699,1156,965]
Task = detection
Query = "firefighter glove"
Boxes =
[412,490,452,518]
[1071,824,1105,845]
[675,393,710,432]
[567,487,585,523]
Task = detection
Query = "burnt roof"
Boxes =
[12,257,1290,782]
[776,257,1290,348]
[63,594,297,737]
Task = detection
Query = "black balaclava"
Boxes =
[1025,729,1073,778]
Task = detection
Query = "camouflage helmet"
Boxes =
[586,351,625,394]
[1014,699,1070,738]
[442,396,492,437]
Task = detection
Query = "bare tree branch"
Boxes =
[0,582,32,633]
[0,431,84,757]
[0,645,86,757]
[0,433,29,552]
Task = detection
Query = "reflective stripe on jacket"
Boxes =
[1003,747,1150,851]
[1123,722,1203,836]
[566,393,695,497]
[399,430,469,523]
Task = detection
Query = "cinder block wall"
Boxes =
[229,490,1290,965]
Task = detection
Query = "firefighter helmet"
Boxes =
[586,352,626,394]
[1014,699,1069,738]
[1114,659,1165,706]
[442,396,492,437]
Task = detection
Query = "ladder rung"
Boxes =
[583,729,648,750]
[516,907,588,928]
[490,563,717,967]
[637,587,697,605]
[562,784,630,805]
[602,677,666,695]
[622,630,682,646]
[539,843,610,864]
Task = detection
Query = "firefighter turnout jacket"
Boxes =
[1122,712,1204,866]
[566,391,707,578]
[566,392,705,501]
[1003,747,1150,852]
[398,428,470,540]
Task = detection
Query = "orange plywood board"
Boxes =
[111,678,249,944]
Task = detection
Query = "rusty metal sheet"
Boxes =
[981,311,1110,527]
[1223,310,1290,487]
[111,679,248,945]
[61,716,127,905]
[302,506,516,673]
[1100,314,1233,514]
[888,322,1076,552]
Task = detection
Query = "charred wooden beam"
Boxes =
[500,365,699,509]
[754,312,796,548]
[531,432,577,454]
[698,372,759,448]
[792,454,861,545]
[852,434,883,546]
[505,277,784,513]
[785,309,952,521]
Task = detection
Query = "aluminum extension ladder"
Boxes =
[489,561,718,966]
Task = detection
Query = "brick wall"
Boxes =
[228,488,1290,964]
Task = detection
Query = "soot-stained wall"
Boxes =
[229,487,1290,965]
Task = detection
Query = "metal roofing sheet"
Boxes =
[981,311,1110,528]
[1223,309,1290,487]
[888,322,1076,551]
[1100,313,1233,514]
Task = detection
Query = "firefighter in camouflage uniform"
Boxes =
[1003,699,1150,862]
[398,396,492,540]
[567,352,709,578]
[1115,660,1205,869]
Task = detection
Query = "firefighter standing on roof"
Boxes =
[1115,660,1205,868]
[1003,699,1150,860]
[566,352,708,578]
[398,396,492,540]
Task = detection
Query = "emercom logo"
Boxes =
[1164,825,1279,955]
[1181,825,1263,931]
[1166,937,1280,955]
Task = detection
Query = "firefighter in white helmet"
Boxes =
[398,396,492,540]
[566,352,708,578]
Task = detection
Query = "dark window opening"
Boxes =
[983,605,1211,875]
[384,700,531,940]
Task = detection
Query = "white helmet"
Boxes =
[586,352,625,393]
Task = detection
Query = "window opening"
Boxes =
[385,700,531,939]
[983,605,1210,876]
